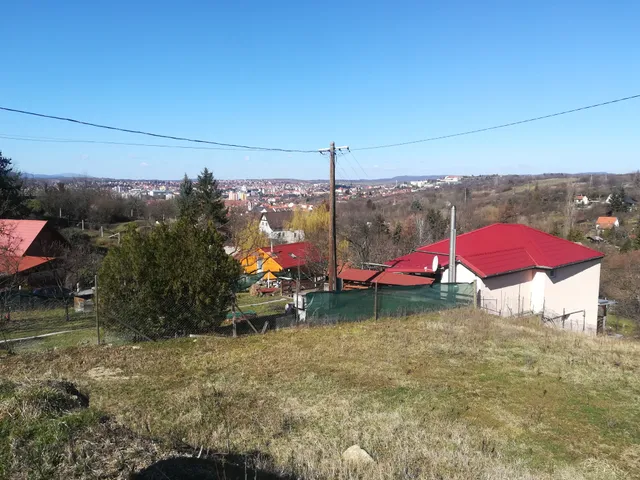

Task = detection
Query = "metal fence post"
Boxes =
[95,275,100,345]
[374,282,379,320]
[472,279,478,309]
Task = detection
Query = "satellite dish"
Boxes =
[432,255,439,272]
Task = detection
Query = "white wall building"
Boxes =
[575,195,589,205]
[259,212,305,244]
[386,223,604,333]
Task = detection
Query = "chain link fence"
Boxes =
[0,291,100,354]
[0,280,294,353]
[540,307,587,332]
[2,280,478,353]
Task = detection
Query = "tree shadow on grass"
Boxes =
[133,451,297,480]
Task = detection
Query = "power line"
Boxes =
[2,93,638,156]
[352,94,640,151]
[337,151,360,181]
[0,106,317,153]
[347,148,369,178]
[0,133,262,151]
[335,161,351,182]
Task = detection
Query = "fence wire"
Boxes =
[0,292,97,353]
[1,280,478,353]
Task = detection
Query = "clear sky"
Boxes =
[1,1,638,180]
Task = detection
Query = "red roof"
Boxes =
[17,256,54,272]
[373,271,434,286]
[0,220,48,256]
[0,256,53,274]
[260,241,320,270]
[387,223,603,278]
[338,268,379,282]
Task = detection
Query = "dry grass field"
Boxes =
[1,308,640,479]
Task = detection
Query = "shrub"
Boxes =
[99,219,241,338]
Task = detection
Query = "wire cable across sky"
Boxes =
[1,93,639,154]
[351,94,640,151]
[0,133,260,151]
[0,106,318,153]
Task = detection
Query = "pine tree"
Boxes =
[99,218,241,337]
[177,174,196,220]
[195,167,228,226]
[609,186,626,213]
[0,152,24,218]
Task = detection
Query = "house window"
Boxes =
[549,269,556,278]
[257,257,264,272]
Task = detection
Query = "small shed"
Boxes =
[74,288,95,313]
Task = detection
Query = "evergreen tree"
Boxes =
[99,219,241,337]
[0,152,24,218]
[609,186,626,213]
[195,167,228,226]
[177,174,196,220]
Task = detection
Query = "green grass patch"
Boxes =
[1,308,94,341]
[235,292,291,316]
[607,315,637,336]
[1,310,640,478]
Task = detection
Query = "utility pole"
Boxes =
[448,205,457,283]
[329,142,337,291]
[318,142,349,291]
[95,275,100,345]
[296,260,301,322]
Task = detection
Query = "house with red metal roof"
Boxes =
[0,220,67,284]
[241,241,323,283]
[386,223,604,333]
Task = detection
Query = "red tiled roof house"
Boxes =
[386,223,604,333]
[0,220,68,285]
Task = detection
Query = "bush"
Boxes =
[99,219,241,338]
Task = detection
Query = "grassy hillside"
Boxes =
[1,309,640,479]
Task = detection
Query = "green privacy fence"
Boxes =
[304,282,476,324]
[236,272,266,292]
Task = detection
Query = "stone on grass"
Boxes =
[342,445,374,464]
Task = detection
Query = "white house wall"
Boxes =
[259,218,273,236]
[481,270,535,316]
[443,261,602,334]
[540,260,601,333]
[530,271,546,313]
[443,264,534,315]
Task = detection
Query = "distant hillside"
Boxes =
[24,173,95,180]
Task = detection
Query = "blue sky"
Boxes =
[1,1,638,180]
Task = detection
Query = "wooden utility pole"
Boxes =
[296,260,301,322]
[329,142,337,291]
[374,281,379,320]
[95,275,100,345]
[319,142,348,292]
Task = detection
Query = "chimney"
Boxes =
[448,205,456,283]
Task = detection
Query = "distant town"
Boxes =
[26,174,463,213]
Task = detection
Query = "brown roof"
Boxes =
[596,217,618,229]
[338,268,379,283]
[261,211,293,230]
[373,271,434,286]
